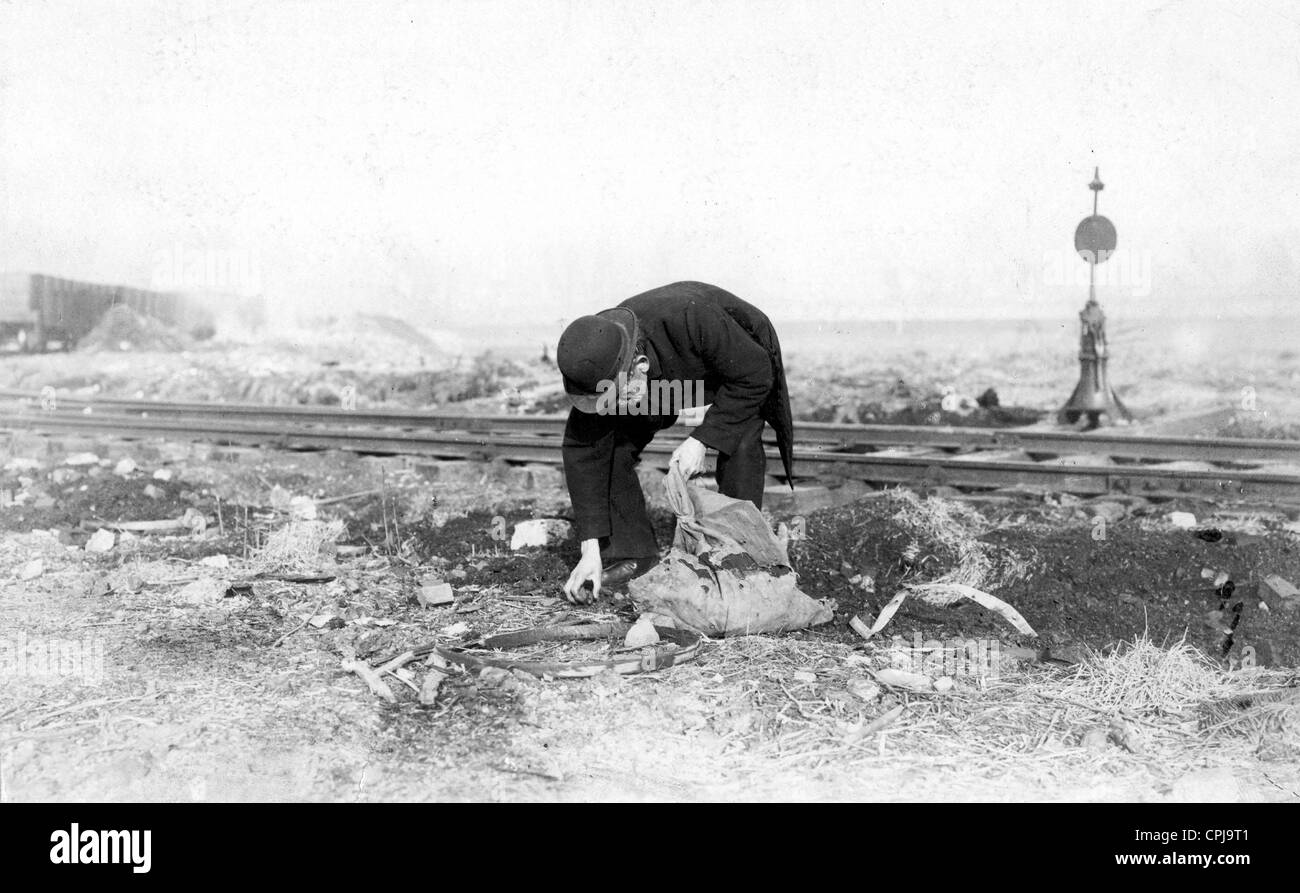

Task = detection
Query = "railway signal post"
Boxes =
[1058,167,1132,428]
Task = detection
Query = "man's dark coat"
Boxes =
[562,281,794,542]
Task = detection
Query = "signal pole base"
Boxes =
[1057,298,1132,429]
[1058,357,1132,429]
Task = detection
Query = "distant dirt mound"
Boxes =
[355,313,442,351]
[78,304,188,352]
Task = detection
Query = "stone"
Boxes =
[85,528,116,553]
[49,467,82,485]
[64,452,100,466]
[1259,574,1299,605]
[1165,511,1197,529]
[477,666,512,688]
[175,577,230,604]
[19,559,44,581]
[509,518,574,550]
[181,507,207,534]
[153,468,174,482]
[417,580,455,608]
[623,615,660,648]
[113,458,138,476]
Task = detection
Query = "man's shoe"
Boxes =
[601,556,660,589]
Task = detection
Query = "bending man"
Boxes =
[556,281,793,602]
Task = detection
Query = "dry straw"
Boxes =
[256,519,344,571]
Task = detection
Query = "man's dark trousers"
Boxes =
[603,414,768,562]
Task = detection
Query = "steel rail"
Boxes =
[1,389,1296,465]
[3,407,1299,503]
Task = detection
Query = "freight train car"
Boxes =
[0,273,215,351]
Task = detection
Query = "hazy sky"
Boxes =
[2,0,1298,327]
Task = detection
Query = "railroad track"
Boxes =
[2,389,1299,505]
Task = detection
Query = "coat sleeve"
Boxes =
[686,302,774,455]
[562,407,616,541]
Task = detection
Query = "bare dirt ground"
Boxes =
[3,317,1299,802]
[2,440,1298,802]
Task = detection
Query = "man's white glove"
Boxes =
[669,435,707,478]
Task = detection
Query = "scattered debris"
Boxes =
[1201,567,1231,589]
[419,670,447,705]
[623,614,660,648]
[477,666,512,688]
[417,579,455,608]
[175,577,231,604]
[433,621,702,678]
[1260,574,1299,604]
[846,678,881,702]
[509,518,574,550]
[853,581,1036,640]
[872,668,934,691]
[341,656,396,703]
[85,528,116,553]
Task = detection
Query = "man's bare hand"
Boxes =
[669,435,707,478]
[563,539,603,603]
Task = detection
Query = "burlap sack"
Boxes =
[628,469,833,636]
